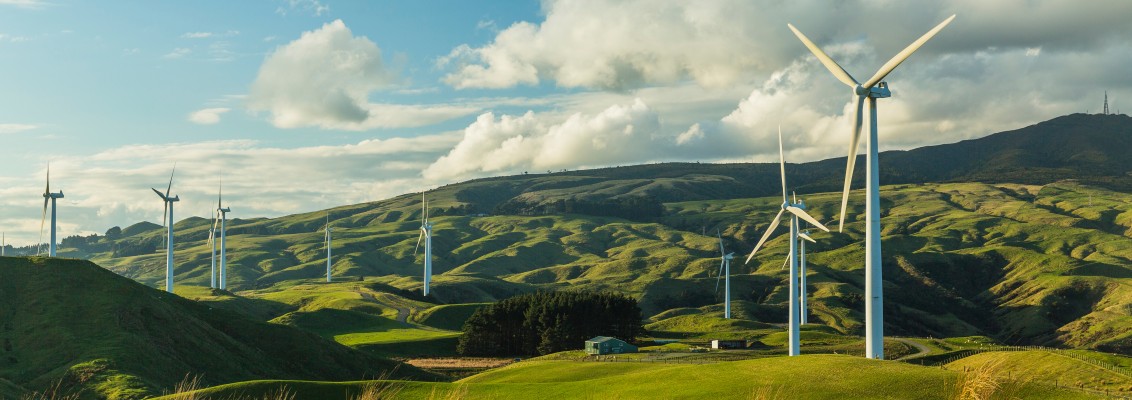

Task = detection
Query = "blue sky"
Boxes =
[1,0,1131,246]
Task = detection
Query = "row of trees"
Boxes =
[457,290,644,356]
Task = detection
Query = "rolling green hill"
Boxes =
[0,257,436,399]
[25,113,1132,356]
[161,355,1098,399]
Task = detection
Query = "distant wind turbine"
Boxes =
[779,227,816,324]
[745,127,830,357]
[789,14,955,359]
[414,195,433,296]
[715,231,736,319]
[2,232,6,256]
[38,165,64,257]
[324,212,332,283]
[151,165,180,293]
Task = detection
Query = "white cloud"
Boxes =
[0,0,46,9]
[248,19,477,130]
[182,32,213,39]
[0,123,37,134]
[442,0,1132,90]
[187,108,231,125]
[276,0,328,16]
[0,134,461,246]
[163,47,191,59]
[423,99,665,180]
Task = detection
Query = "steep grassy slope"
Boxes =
[0,257,435,399]
[946,351,1132,392]
[161,355,1097,399]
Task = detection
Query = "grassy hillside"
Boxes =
[0,257,436,399]
[30,113,1132,355]
[161,355,1098,399]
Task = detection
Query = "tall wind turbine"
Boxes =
[414,195,433,296]
[789,15,955,359]
[216,178,231,290]
[152,165,180,293]
[715,231,736,319]
[745,128,830,356]
[39,165,64,257]
[324,212,332,283]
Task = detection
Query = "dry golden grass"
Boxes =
[747,385,792,400]
[407,358,515,369]
[947,360,1024,400]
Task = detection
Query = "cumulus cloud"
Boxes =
[248,20,478,130]
[0,0,46,9]
[424,99,665,180]
[442,0,1132,90]
[163,48,191,59]
[187,108,230,125]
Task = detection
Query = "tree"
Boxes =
[457,290,644,356]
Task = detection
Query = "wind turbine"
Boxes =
[745,128,830,356]
[714,231,735,319]
[38,165,64,257]
[152,165,179,293]
[217,181,231,290]
[778,226,817,324]
[2,232,6,256]
[414,195,433,296]
[789,15,955,359]
[324,212,332,283]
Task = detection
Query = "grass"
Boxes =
[162,355,1100,399]
[0,257,435,399]
[946,351,1132,392]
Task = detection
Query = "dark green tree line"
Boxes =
[457,290,644,356]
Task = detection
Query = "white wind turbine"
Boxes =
[745,128,830,357]
[789,15,955,359]
[714,231,736,319]
[38,165,64,257]
[324,212,332,283]
[208,176,231,290]
[152,165,180,293]
[778,225,817,324]
[414,195,433,296]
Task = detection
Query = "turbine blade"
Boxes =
[717,230,725,255]
[787,23,859,87]
[151,188,167,201]
[166,163,176,197]
[786,206,831,232]
[45,164,50,195]
[162,202,168,229]
[218,173,223,208]
[715,259,725,293]
[799,232,817,244]
[778,126,787,202]
[862,15,956,89]
[781,253,791,270]
[745,209,784,264]
[839,95,866,232]
[414,230,424,255]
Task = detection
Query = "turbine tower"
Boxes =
[324,212,332,283]
[714,231,735,319]
[151,165,179,293]
[798,229,816,325]
[39,165,64,257]
[216,180,231,290]
[414,195,433,296]
[789,15,955,359]
[745,127,830,356]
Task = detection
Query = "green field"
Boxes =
[161,355,1100,399]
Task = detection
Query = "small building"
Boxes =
[585,336,638,355]
[711,339,747,349]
